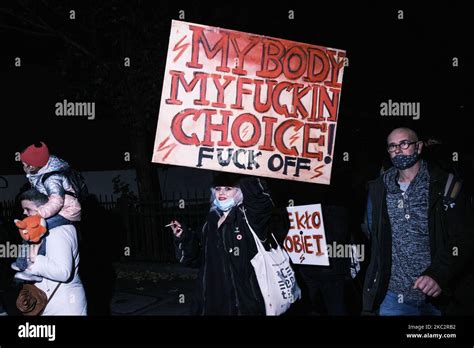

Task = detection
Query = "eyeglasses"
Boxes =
[387,140,418,153]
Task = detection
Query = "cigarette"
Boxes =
[164,223,176,227]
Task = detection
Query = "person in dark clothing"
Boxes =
[78,194,119,315]
[362,127,474,316]
[297,205,351,316]
[169,173,273,315]
[270,160,357,316]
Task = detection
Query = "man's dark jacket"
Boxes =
[362,162,474,315]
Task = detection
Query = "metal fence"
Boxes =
[0,190,211,262]
[115,191,211,262]
[0,200,16,223]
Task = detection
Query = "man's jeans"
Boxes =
[379,290,441,316]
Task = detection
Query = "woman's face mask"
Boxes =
[213,186,238,211]
[213,197,237,211]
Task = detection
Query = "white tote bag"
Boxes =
[243,209,301,315]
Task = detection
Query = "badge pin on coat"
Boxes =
[234,227,242,240]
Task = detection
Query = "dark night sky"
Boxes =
[0,1,472,178]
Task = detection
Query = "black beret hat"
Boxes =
[212,172,242,187]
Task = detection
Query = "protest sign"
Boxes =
[284,204,329,266]
[152,20,345,184]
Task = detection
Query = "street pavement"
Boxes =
[111,262,198,316]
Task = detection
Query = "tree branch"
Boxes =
[1,4,97,60]
[0,8,49,31]
[0,23,56,37]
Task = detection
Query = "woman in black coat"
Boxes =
[170,173,274,315]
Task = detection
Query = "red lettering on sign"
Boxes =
[166,71,209,106]
[294,212,305,230]
[292,235,303,253]
[258,116,278,152]
[231,113,261,148]
[187,25,230,73]
[312,211,321,229]
[288,212,295,230]
[312,235,324,256]
[256,39,284,79]
[274,120,303,157]
[231,77,254,110]
[303,235,313,254]
[284,236,294,252]
[202,110,232,147]
[211,74,235,108]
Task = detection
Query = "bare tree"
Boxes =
[0,0,181,202]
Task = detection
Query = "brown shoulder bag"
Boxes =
[16,283,61,316]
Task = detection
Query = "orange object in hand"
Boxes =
[14,215,47,243]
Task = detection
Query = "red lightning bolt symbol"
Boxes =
[289,132,299,146]
[156,136,178,161]
[173,35,190,63]
[310,165,325,179]
[241,125,249,139]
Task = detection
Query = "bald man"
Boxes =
[362,127,474,316]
